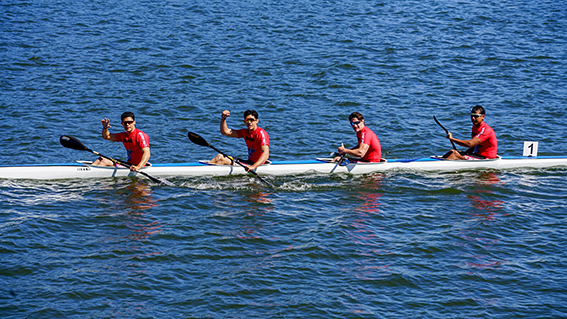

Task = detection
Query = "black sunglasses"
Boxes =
[470,114,483,119]
[122,120,134,125]
[350,120,361,126]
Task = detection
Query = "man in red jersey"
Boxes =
[443,105,498,160]
[209,109,270,171]
[92,111,151,171]
[333,111,382,163]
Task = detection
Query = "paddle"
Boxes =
[329,154,347,173]
[187,132,274,188]
[433,116,458,151]
[59,135,171,185]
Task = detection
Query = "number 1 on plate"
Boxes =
[523,141,539,157]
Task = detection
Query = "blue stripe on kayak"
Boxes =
[0,163,85,167]
[153,160,326,166]
[274,159,442,164]
[271,160,322,165]
[151,162,208,167]
[388,158,442,163]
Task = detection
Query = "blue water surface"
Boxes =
[1,0,567,317]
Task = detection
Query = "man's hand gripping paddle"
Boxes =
[188,132,274,188]
[60,135,172,185]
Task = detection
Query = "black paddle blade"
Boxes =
[60,135,91,152]
[188,132,210,147]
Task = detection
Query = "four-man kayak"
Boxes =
[1,156,566,180]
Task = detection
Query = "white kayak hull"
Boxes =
[1,156,567,180]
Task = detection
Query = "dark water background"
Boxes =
[1,0,567,317]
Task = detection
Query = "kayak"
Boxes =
[1,156,567,180]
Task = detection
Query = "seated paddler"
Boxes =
[92,111,151,171]
[333,111,382,163]
[442,105,498,160]
[209,109,270,172]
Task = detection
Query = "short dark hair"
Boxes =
[471,105,485,115]
[243,110,259,120]
[121,112,135,122]
[348,112,364,122]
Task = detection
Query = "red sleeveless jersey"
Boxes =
[115,128,150,165]
[357,126,381,162]
[471,122,497,159]
[236,127,269,163]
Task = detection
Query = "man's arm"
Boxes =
[101,118,117,142]
[102,128,118,142]
[248,145,269,171]
[131,147,150,171]
[338,143,368,158]
[447,132,481,149]
[220,110,239,138]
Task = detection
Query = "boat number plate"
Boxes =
[523,141,539,157]
[77,167,91,171]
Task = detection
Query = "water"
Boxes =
[1,0,567,317]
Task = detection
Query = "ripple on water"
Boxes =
[2,0,567,317]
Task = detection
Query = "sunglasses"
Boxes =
[244,118,257,123]
[122,120,134,125]
[350,120,361,126]
[470,114,484,118]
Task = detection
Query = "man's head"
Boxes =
[121,112,135,122]
[243,110,259,131]
[471,105,485,115]
[348,111,365,132]
[470,105,485,125]
[243,110,259,120]
[121,111,136,133]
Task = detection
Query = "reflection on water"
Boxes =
[121,181,160,242]
[354,173,383,216]
[89,180,165,292]
[120,180,159,211]
[100,180,161,242]
[467,172,505,222]
[238,191,274,239]
[358,192,382,215]
[459,172,506,274]
[343,174,391,280]
[247,191,273,206]
[208,190,275,242]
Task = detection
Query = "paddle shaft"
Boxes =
[213,146,274,187]
[91,151,163,184]
[59,135,170,185]
[433,116,458,151]
[188,132,273,187]
[330,154,346,173]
